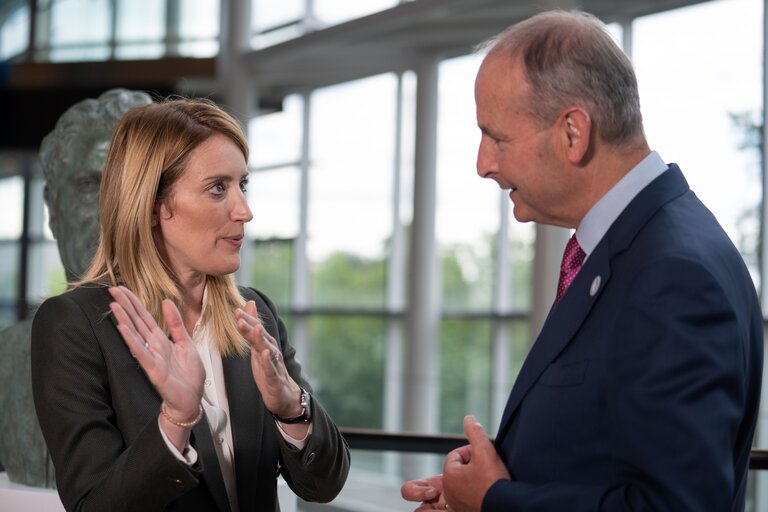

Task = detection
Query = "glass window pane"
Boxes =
[249,94,303,169]
[0,5,29,60]
[177,40,217,57]
[253,0,303,31]
[117,0,163,41]
[308,74,397,308]
[439,318,530,435]
[248,239,292,307]
[179,0,218,39]
[0,176,23,239]
[439,319,492,433]
[634,0,762,283]
[508,221,534,311]
[50,0,110,45]
[314,0,398,26]
[246,166,300,239]
[49,46,110,62]
[306,316,385,429]
[27,241,66,302]
[437,53,498,312]
[606,22,622,47]
[0,244,18,300]
[115,43,164,60]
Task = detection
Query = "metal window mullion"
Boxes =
[755,2,768,511]
[290,91,312,362]
[491,191,510,427]
[382,72,406,476]
[402,57,440,483]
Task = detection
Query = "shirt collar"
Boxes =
[576,150,668,257]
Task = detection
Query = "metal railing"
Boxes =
[340,428,768,471]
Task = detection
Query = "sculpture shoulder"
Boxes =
[0,318,33,342]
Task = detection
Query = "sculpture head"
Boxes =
[39,89,152,282]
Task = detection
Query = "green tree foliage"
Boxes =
[306,315,386,429]
[250,240,293,306]
[311,251,386,308]
[249,229,534,434]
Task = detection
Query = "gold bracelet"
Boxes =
[161,402,204,428]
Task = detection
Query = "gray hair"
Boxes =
[39,88,153,208]
[482,10,644,147]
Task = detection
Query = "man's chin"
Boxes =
[511,205,535,224]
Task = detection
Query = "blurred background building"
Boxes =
[0,0,766,510]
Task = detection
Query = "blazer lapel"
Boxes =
[494,165,691,446]
[191,415,231,512]
[223,354,266,512]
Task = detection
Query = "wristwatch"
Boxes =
[270,388,312,424]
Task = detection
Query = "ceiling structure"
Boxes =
[2,0,716,147]
[243,0,713,99]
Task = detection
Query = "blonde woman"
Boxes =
[31,98,349,512]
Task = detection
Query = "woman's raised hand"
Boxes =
[108,286,205,424]
[235,301,302,419]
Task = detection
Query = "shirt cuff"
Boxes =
[275,421,313,450]
[158,416,199,465]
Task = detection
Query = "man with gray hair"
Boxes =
[0,89,151,487]
[403,10,762,512]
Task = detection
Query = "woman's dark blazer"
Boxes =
[31,285,349,512]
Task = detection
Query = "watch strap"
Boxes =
[270,388,311,424]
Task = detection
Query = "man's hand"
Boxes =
[401,474,447,511]
[442,416,511,512]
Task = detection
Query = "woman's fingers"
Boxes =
[120,286,164,335]
[109,301,152,357]
[109,286,157,343]
[236,304,278,354]
[161,299,192,347]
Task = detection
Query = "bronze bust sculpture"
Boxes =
[0,89,152,487]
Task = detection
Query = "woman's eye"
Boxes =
[211,183,226,195]
[239,180,249,192]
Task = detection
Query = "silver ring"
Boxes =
[144,341,149,349]
[271,354,279,365]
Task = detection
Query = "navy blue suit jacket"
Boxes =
[486,166,763,511]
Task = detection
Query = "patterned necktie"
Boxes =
[555,234,586,304]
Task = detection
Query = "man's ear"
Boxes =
[559,108,591,164]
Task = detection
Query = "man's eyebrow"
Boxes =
[479,125,503,139]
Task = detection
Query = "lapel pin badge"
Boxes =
[590,275,601,296]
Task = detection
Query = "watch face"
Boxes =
[301,390,312,419]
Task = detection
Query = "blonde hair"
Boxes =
[78,97,252,356]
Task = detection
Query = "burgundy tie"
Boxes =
[555,234,586,304]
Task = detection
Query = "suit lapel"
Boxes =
[494,165,691,446]
[495,245,610,444]
[191,419,231,512]
[224,354,266,512]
